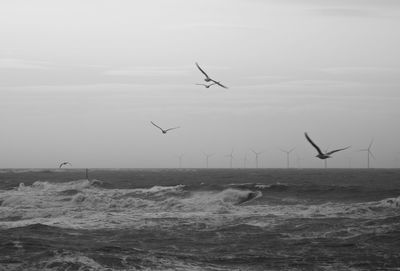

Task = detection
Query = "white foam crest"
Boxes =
[246,195,400,227]
[137,184,186,194]
[377,196,400,208]
[39,251,104,271]
[162,189,262,214]
[0,182,264,230]
[17,179,94,192]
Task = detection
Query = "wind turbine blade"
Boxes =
[279,148,287,153]
[368,139,374,149]
[369,150,376,160]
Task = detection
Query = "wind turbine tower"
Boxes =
[279,147,295,169]
[225,149,234,168]
[296,154,302,169]
[203,152,214,169]
[324,148,329,169]
[251,149,263,169]
[178,154,184,168]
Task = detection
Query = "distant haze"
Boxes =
[1,0,400,168]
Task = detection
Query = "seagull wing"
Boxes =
[195,83,206,86]
[59,162,69,168]
[165,126,180,132]
[150,121,164,131]
[304,133,323,155]
[195,62,210,79]
[327,146,350,155]
[210,79,228,89]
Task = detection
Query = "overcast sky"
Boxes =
[1,0,400,168]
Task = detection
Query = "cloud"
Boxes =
[104,67,189,77]
[0,58,52,70]
[320,66,400,74]
[309,7,375,18]
[236,65,400,89]
[164,23,266,31]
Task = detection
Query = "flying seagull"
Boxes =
[195,83,216,88]
[195,62,228,89]
[151,121,180,134]
[304,132,350,159]
[59,162,71,168]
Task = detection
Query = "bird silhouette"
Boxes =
[195,83,216,88]
[195,62,228,89]
[151,121,180,134]
[59,162,71,168]
[305,132,350,159]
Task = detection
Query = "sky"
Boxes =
[1,0,400,168]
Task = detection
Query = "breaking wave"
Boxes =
[0,179,263,230]
[0,178,399,232]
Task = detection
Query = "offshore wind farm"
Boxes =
[1,1,400,270]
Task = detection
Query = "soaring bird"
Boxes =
[151,121,180,134]
[304,132,350,159]
[195,62,228,89]
[195,83,216,88]
[59,162,71,168]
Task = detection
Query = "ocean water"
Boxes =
[0,169,400,270]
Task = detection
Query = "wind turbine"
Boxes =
[251,149,263,169]
[296,154,302,169]
[359,139,375,169]
[178,154,184,168]
[243,153,248,169]
[203,152,214,169]
[279,147,295,169]
[347,156,352,169]
[324,148,329,169]
[225,149,234,168]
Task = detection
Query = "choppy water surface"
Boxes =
[0,169,400,270]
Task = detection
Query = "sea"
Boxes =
[0,168,399,270]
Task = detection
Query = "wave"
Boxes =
[227,182,289,191]
[195,182,376,197]
[0,179,264,230]
[1,178,399,231]
[0,248,230,271]
[377,196,400,208]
